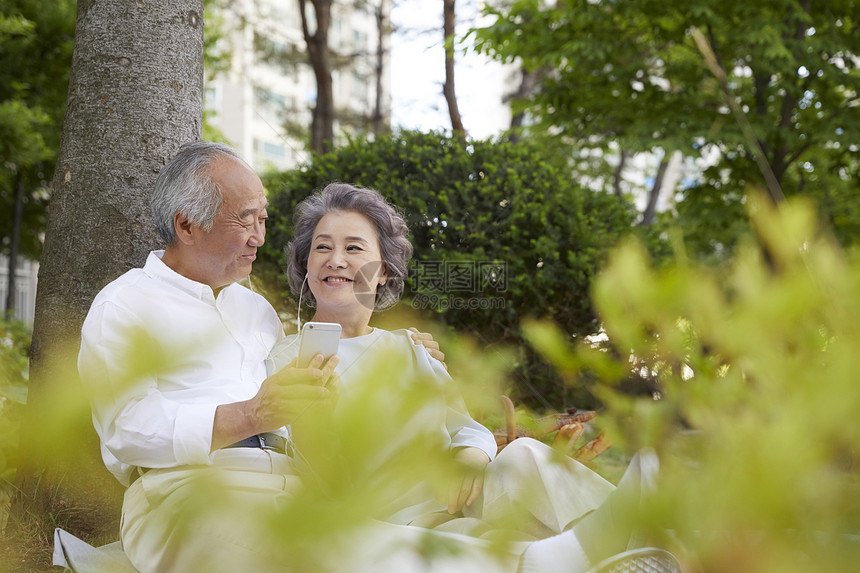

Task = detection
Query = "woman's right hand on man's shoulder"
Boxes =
[409,327,447,370]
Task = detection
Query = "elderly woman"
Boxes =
[266,183,663,573]
[268,183,502,522]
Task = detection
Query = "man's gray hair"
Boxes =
[151,141,246,245]
[287,183,413,311]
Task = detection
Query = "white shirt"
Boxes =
[267,328,497,463]
[268,327,498,525]
[79,251,285,485]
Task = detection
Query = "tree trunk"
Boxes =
[300,0,335,154]
[372,1,387,135]
[5,173,24,315]
[613,149,627,201]
[508,67,539,143]
[505,9,538,143]
[443,0,465,137]
[639,154,669,226]
[14,0,204,542]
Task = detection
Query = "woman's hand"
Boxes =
[448,447,490,514]
[409,327,447,370]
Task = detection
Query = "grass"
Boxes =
[1,526,56,573]
[1,468,123,573]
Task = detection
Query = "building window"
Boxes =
[263,141,286,160]
[352,70,368,103]
[253,138,288,170]
[254,32,302,76]
[254,87,287,126]
[204,86,220,112]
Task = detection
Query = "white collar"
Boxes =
[142,250,218,301]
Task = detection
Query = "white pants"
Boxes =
[121,448,302,573]
[402,438,615,540]
[121,439,616,573]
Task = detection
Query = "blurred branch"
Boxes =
[691,27,785,205]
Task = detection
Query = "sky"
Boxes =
[389,2,511,140]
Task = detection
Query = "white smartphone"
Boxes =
[297,322,341,368]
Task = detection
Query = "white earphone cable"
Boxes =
[297,273,308,331]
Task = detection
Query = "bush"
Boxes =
[259,130,637,409]
[1,317,30,530]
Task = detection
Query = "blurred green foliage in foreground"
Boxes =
[526,195,860,571]
[4,197,860,572]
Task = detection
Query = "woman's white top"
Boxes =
[267,327,497,462]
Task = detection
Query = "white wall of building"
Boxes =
[0,256,38,324]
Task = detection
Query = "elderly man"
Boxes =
[77,142,447,572]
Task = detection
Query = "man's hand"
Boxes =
[447,447,490,514]
[211,354,339,451]
[251,353,339,431]
[409,327,447,370]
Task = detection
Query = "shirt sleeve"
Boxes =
[408,337,498,462]
[79,301,217,483]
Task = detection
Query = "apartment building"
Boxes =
[205,0,391,172]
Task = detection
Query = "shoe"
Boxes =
[583,547,682,573]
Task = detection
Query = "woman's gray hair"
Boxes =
[287,183,413,311]
[151,141,246,245]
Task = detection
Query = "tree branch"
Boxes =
[692,27,785,204]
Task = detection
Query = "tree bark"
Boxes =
[443,0,465,137]
[5,173,24,315]
[14,0,204,541]
[300,0,335,154]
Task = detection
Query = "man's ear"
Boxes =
[173,211,196,245]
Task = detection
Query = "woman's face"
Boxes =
[306,210,387,313]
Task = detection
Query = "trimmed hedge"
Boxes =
[259,130,636,408]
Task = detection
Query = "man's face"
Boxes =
[191,157,268,290]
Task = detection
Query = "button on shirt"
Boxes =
[79,251,285,486]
